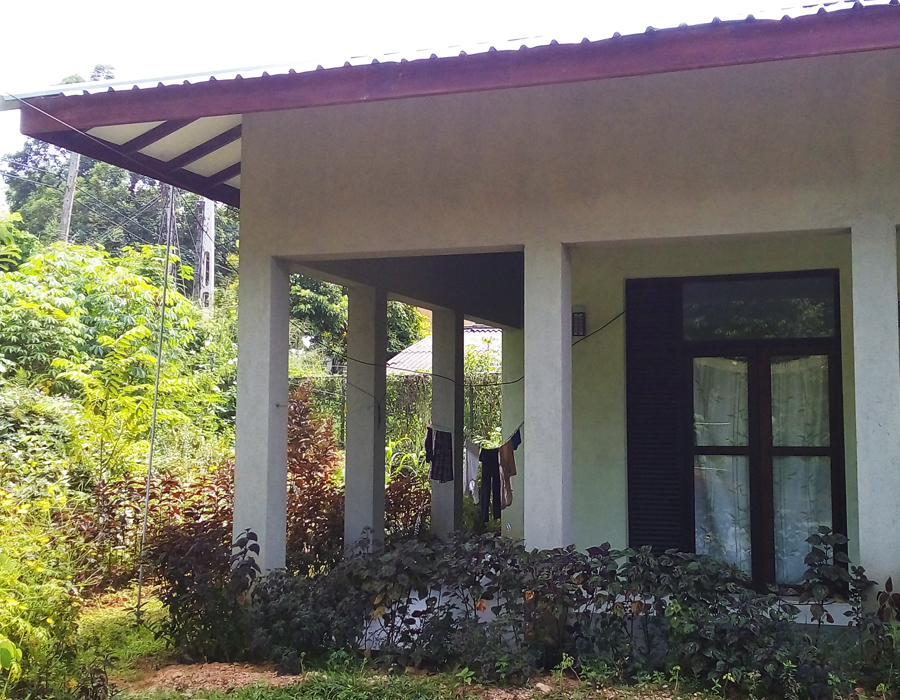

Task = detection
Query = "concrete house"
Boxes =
[6,1,900,589]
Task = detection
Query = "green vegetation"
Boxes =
[129,671,481,700]
[7,136,899,700]
[0,148,436,698]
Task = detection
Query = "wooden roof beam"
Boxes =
[121,118,196,153]
[167,124,242,169]
[203,162,241,188]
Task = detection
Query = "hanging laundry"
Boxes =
[498,440,517,508]
[479,447,502,522]
[425,426,434,464]
[465,440,481,504]
[510,427,522,451]
[425,427,454,483]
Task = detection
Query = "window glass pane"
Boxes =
[693,357,748,446]
[771,355,830,447]
[684,276,836,341]
[695,455,751,573]
[774,456,832,584]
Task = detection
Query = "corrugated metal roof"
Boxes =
[387,324,501,375]
[8,0,900,208]
[1,0,894,106]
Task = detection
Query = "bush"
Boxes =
[0,485,83,698]
[147,523,259,662]
[0,384,81,495]
[284,382,344,575]
[246,532,871,695]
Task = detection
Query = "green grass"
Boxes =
[125,671,482,700]
[76,589,170,679]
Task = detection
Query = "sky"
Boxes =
[0,0,803,164]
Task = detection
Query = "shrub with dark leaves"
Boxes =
[147,524,258,662]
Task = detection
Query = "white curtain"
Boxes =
[771,355,831,584]
[693,357,752,574]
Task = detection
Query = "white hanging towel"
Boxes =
[465,439,481,504]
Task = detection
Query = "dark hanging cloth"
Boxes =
[479,447,502,522]
[510,427,522,451]
[426,427,454,483]
[425,426,434,464]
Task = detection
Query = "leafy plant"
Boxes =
[147,525,259,662]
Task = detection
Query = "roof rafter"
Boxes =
[203,162,241,188]
[120,118,196,154]
[167,124,242,170]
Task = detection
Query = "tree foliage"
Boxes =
[1,140,239,292]
[289,274,428,356]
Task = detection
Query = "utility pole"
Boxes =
[194,197,215,310]
[159,184,177,277]
[57,64,116,244]
[58,152,80,242]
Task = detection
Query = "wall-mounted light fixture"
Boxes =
[572,306,587,337]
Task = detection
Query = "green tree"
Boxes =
[2,142,239,291]
[0,241,234,476]
[289,274,428,357]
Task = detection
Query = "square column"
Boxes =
[431,308,464,535]
[501,328,525,540]
[852,216,900,587]
[234,253,290,572]
[523,241,573,550]
[344,285,388,551]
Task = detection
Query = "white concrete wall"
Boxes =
[241,49,900,261]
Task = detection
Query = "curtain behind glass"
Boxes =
[693,357,751,573]
[771,355,832,583]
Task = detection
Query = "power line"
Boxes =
[0,172,163,243]
[2,160,161,235]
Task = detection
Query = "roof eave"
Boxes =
[17,4,900,135]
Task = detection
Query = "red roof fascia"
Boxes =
[19,5,900,136]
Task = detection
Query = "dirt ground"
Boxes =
[112,662,304,694]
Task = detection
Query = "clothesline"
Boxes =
[431,420,523,449]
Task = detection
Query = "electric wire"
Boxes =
[571,309,625,346]
[1,161,159,234]
[135,223,173,624]
[0,172,164,243]
[1,169,162,246]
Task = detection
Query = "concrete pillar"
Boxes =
[234,253,290,572]
[344,285,388,551]
[523,241,573,550]
[431,308,464,535]
[501,328,525,540]
[852,216,900,588]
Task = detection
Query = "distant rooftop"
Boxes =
[387,325,501,376]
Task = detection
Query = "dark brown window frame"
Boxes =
[625,269,846,587]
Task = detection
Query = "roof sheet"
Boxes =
[2,0,895,106]
[387,325,501,375]
[7,0,900,207]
